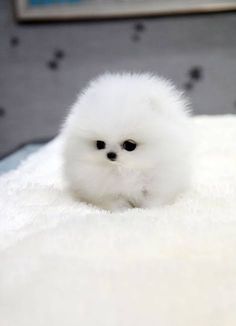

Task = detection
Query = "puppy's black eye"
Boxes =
[122,139,137,151]
[96,140,106,150]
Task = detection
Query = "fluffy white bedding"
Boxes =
[0,115,236,326]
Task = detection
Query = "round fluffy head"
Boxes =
[63,72,191,169]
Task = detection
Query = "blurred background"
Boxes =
[0,0,236,171]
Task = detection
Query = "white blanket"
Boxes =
[0,115,236,326]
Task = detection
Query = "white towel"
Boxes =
[0,115,236,326]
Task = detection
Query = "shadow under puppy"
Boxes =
[62,73,193,211]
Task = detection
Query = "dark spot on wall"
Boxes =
[10,36,19,47]
[134,22,145,33]
[189,66,203,81]
[47,60,58,70]
[54,49,65,60]
[0,107,6,117]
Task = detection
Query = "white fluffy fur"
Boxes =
[62,73,193,211]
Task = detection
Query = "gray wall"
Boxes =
[0,1,236,157]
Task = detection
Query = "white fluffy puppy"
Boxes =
[62,73,193,211]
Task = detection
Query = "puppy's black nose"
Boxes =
[107,152,117,161]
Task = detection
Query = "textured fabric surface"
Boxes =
[0,115,236,325]
[0,144,43,174]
